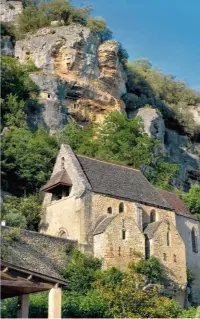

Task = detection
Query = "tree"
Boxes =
[1,127,58,195]
[1,194,43,231]
[182,185,200,220]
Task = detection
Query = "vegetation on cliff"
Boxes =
[125,59,200,137]
[1,250,198,318]
[15,0,112,41]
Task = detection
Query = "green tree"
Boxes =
[182,184,200,220]
[62,249,102,294]
[1,127,58,195]
[1,194,42,231]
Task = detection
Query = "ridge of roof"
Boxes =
[93,216,116,235]
[144,221,163,239]
[76,154,141,172]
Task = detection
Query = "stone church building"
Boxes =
[40,144,200,306]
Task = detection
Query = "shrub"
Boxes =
[86,16,112,41]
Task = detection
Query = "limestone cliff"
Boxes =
[1,4,199,191]
[15,25,126,126]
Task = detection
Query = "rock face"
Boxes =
[15,25,126,125]
[133,107,200,190]
[28,73,69,134]
[0,0,22,23]
[1,36,14,56]
[135,107,165,141]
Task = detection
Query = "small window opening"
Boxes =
[191,227,198,253]
[122,230,126,240]
[150,209,156,223]
[173,254,177,262]
[167,231,171,246]
[119,202,124,213]
[122,219,125,228]
[145,234,150,259]
[118,247,121,256]
[163,253,167,261]
[48,93,51,99]
[107,207,112,214]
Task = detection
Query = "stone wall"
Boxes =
[176,214,200,305]
[101,214,145,270]
[151,221,187,285]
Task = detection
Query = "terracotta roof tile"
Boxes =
[158,189,191,214]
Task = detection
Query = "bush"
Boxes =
[1,194,42,231]
[86,16,112,41]
[182,184,200,219]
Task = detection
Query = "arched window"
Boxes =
[107,207,112,214]
[150,209,156,223]
[167,231,171,246]
[61,157,65,170]
[58,228,68,238]
[119,202,124,213]
[145,235,150,259]
[191,227,198,253]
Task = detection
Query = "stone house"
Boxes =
[40,144,200,306]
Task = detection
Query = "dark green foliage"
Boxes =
[1,194,43,231]
[1,56,38,128]
[62,248,102,294]
[181,184,200,220]
[146,160,180,191]
[131,256,167,284]
[1,127,58,195]
[63,111,155,168]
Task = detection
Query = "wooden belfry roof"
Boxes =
[41,169,72,192]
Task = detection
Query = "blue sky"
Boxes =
[72,0,200,91]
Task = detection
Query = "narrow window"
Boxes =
[119,202,124,213]
[173,254,177,262]
[191,227,198,253]
[145,235,150,259]
[150,209,156,223]
[122,219,125,228]
[122,230,126,240]
[107,207,112,214]
[167,231,171,246]
[163,253,167,261]
[48,93,51,99]
[118,247,121,256]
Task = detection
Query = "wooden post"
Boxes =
[17,294,29,318]
[48,286,62,319]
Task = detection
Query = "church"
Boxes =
[40,144,200,306]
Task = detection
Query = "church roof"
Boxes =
[158,189,191,215]
[144,221,162,239]
[76,155,173,210]
[41,169,72,192]
[93,216,115,235]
